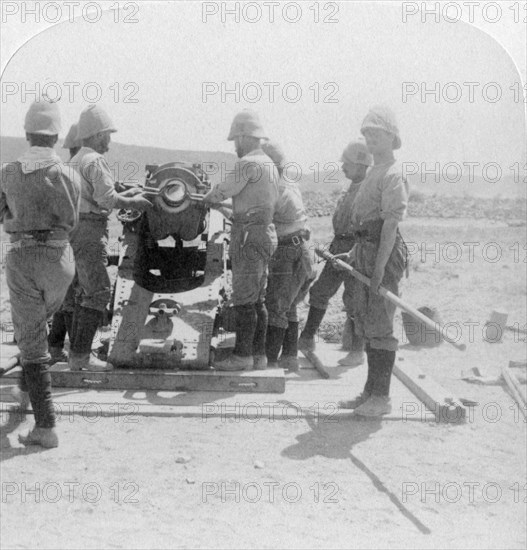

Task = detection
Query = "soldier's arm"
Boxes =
[85,157,151,211]
[203,160,251,204]
[370,174,408,293]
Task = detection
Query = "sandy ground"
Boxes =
[0,215,526,549]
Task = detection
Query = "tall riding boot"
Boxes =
[252,301,268,370]
[298,306,326,351]
[215,304,256,371]
[48,311,68,364]
[280,321,300,371]
[12,368,30,411]
[69,307,113,372]
[63,311,74,342]
[338,343,375,409]
[18,362,58,448]
[353,347,394,417]
[265,325,287,366]
[372,350,396,396]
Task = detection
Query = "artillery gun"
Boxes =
[47,161,285,393]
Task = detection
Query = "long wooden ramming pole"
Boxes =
[315,247,466,352]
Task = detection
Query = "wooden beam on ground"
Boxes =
[45,362,285,393]
[301,350,330,379]
[502,365,526,419]
[393,363,467,423]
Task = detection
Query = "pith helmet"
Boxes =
[63,123,82,149]
[341,139,373,166]
[77,104,117,140]
[227,110,267,141]
[24,99,62,135]
[361,105,402,150]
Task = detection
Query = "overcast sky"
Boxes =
[1,1,525,178]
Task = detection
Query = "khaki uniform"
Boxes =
[1,152,80,366]
[309,182,362,311]
[1,149,80,431]
[348,161,408,351]
[267,177,315,329]
[207,149,279,305]
[69,147,120,312]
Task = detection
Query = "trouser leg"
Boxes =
[300,306,326,339]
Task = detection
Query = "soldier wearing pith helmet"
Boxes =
[334,105,409,417]
[299,139,372,366]
[203,110,279,371]
[67,104,152,372]
[0,98,82,448]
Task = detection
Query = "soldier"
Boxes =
[299,140,372,366]
[263,141,315,372]
[63,122,82,159]
[68,104,152,371]
[335,105,409,417]
[0,99,81,448]
[47,123,83,363]
[203,110,279,371]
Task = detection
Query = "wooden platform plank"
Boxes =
[393,363,466,423]
[45,362,285,393]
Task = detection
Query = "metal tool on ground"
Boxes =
[0,353,20,378]
[301,349,330,379]
[315,248,467,352]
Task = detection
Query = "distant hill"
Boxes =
[1,136,524,199]
[0,136,237,186]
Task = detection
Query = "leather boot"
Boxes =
[372,349,396,396]
[353,347,395,417]
[298,306,326,351]
[48,311,67,349]
[215,304,256,371]
[265,325,287,367]
[280,321,300,372]
[338,343,374,409]
[69,307,113,372]
[252,301,268,370]
[18,362,58,448]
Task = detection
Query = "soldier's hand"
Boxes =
[370,267,384,295]
[330,253,350,271]
[120,187,143,198]
[129,194,153,211]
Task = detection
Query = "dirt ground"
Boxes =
[1,215,526,549]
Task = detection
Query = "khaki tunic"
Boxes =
[349,161,409,351]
